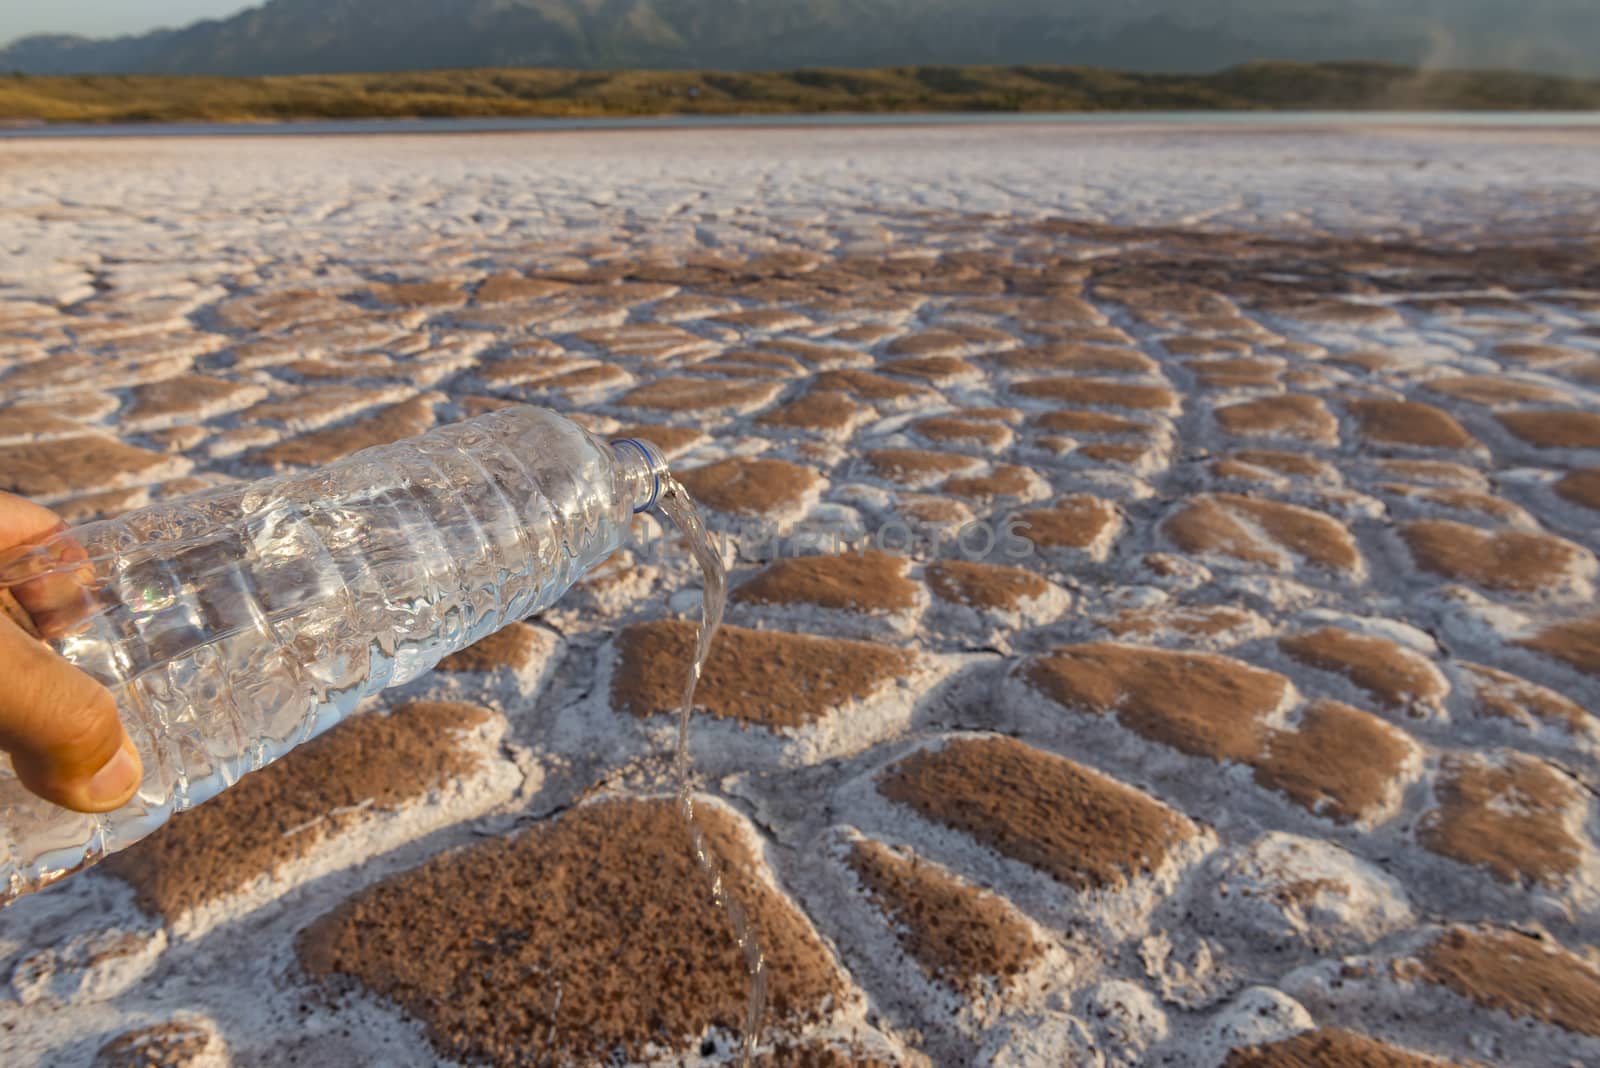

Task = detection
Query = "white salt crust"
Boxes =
[1198,832,1416,953]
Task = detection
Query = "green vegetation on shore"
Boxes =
[3,61,1598,126]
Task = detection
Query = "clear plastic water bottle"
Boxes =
[0,405,667,902]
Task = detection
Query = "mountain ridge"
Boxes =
[4,0,1597,78]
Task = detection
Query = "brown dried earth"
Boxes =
[93,1018,226,1068]
[1399,520,1593,596]
[1413,925,1600,1039]
[925,559,1051,611]
[1347,398,1481,451]
[298,798,845,1066]
[101,701,497,922]
[612,619,914,729]
[1417,752,1586,887]
[1278,628,1447,712]
[673,456,825,521]
[878,736,1199,893]
[844,835,1045,999]
[732,550,919,615]
[3,133,1600,1068]
[1221,1028,1462,1067]
[1024,645,1416,825]
[1165,493,1362,573]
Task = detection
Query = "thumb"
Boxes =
[0,610,143,813]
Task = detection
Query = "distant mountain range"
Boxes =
[3,0,1597,78]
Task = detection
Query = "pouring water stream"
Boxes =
[653,475,768,1066]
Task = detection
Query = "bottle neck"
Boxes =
[610,438,669,515]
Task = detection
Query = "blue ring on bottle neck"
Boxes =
[610,438,661,514]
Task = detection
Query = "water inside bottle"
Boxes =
[652,474,768,1068]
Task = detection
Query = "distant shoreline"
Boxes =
[6,110,1600,142]
[2,62,1597,127]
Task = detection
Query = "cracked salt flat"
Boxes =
[2,124,1600,300]
[0,121,1598,1067]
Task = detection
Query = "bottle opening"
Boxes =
[610,438,667,514]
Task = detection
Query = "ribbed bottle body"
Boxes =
[0,406,651,901]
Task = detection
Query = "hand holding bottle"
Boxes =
[0,492,143,814]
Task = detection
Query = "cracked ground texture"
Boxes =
[1,121,1599,1067]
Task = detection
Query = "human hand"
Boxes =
[0,492,143,812]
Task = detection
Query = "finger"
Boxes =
[0,491,65,547]
[0,589,40,639]
[0,494,100,638]
[0,612,142,813]
[12,537,101,640]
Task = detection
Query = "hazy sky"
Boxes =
[0,1,254,42]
